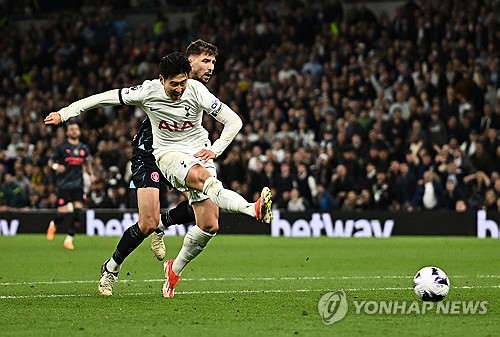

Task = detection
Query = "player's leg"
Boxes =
[151,169,196,260]
[172,198,217,274]
[156,191,195,232]
[102,188,159,272]
[63,189,85,250]
[152,194,195,261]
[162,197,217,298]
[46,210,63,241]
[47,189,72,244]
[188,164,273,223]
[99,188,160,296]
[158,152,272,223]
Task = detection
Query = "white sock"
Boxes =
[172,225,215,275]
[64,235,73,243]
[202,177,256,217]
[106,258,121,273]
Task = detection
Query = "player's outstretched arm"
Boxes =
[44,89,121,124]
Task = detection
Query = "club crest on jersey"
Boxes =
[158,120,195,131]
[184,106,191,117]
[151,172,160,183]
[73,149,79,156]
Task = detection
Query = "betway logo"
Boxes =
[86,210,139,236]
[477,210,499,238]
[271,211,394,238]
[0,219,19,236]
[85,210,191,236]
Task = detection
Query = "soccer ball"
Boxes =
[413,266,450,302]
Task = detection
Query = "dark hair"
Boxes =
[66,121,80,129]
[159,52,191,78]
[186,39,218,58]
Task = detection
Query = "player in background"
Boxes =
[46,121,93,250]
[44,52,273,298]
[149,39,219,261]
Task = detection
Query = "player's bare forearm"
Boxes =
[44,112,63,125]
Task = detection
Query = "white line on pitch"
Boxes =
[0,274,499,286]
[1,285,500,300]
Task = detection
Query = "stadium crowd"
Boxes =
[0,0,499,212]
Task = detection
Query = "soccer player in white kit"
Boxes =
[44,52,273,298]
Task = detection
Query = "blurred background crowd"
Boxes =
[0,0,499,212]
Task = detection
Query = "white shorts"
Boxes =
[157,152,217,204]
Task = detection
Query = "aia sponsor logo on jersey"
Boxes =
[158,120,195,131]
[151,172,160,183]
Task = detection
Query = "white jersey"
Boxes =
[120,79,240,159]
[58,78,242,160]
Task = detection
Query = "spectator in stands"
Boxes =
[274,162,294,206]
[315,183,336,211]
[1,0,499,215]
[295,163,317,207]
[361,162,377,191]
[394,162,417,211]
[301,53,323,86]
[287,188,309,212]
[470,141,494,176]
[27,191,42,209]
[355,189,374,211]
[455,199,468,212]
[278,58,301,85]
[482,189,498,211]
[341,191,358,211]
[387,108,408,149]
[442,177,467,210]
[87,180,115,208]
[414,150,435,181]
[1,173,27,208]
[493,177,500,198]
[482,128,498,167]
[463,171,491,210]
[460,129,480,158]
[427,110,448,147]
[329,164,356,207]
[370,171,392,210]
[13,162,30,200]
[410,170,445,211]
[220,145,246,189]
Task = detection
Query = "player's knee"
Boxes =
[187,165,213,190]
[198,222,218,234]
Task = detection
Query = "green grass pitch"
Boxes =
[0,235,498,337]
